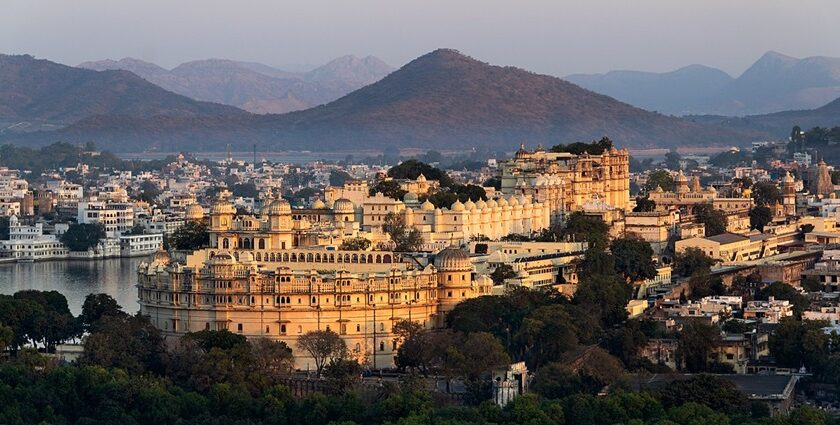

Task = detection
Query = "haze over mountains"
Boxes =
[2,49,840,153]
[78,55,394,114]
[566,51,840,116]
[0,54,242,132]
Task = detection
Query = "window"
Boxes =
[237,323,243,333]
[281,324,287,334]
[379,342,385,352]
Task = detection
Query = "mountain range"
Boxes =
[0,54,242,133]
[2,49,840,153]
[78,55,393,114]
[566,51,840,116]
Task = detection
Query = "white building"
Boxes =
[120,233,164,257]
[0,216,68,261]
[77,201,135,234]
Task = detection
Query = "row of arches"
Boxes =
[254,252,393,264]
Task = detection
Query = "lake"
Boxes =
[0,256,150,315]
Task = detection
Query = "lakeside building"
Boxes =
[137,247,492,369]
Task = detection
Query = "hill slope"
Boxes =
[567,51,840,116]
[79,56,393,114]
[0,54,242,133]
[26,49,763,152]
[253,49,759,150]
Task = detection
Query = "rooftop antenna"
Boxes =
[253,144,257,167]
[226,143,232,164]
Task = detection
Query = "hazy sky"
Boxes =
[4,0,839,77]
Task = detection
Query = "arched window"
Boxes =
[259,239,265,249]
[307,253,314,262]
[222,238,229,249]
[352,254,358,263]
[290,253,297,262]
[315,253,321,262]
[383,254,392,263]
[280,324,286,334]
[256,252,261,261]
[368,254,373,263]
[375,255,382,263]
[360,254,366,263]
[329,254,335,263]
[379,341,385,351]
[337,254,343,263]
[283,253,289,262]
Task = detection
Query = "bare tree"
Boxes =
[297,330,347,378]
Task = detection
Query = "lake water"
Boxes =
[0,256,150,315]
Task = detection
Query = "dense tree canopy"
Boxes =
[751,181,782,207]
[692,203,727,236]
[60,223,105,251]
[644,169,676,192]
[170,221,209,250]
[550,137,613,155]
[387,160,452,187]
[610,238,657,282]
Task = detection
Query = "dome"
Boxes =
[517,195,528,205]
[239,251,255,263]
[675,170,688,183]
[508,196,519,206]
[782,171,795,184]
[269,199,292,215]
[475,199,487,209]
[185,203,205,220]
[486,199,498,208]
[654,185,664,193]
[435,247,472,272]
[496,197,508,207]
[312,199,327,209]
[151,248,170,265]
[333,198,355,213]
[464,199,476,210]
[416,173,427,182]
[403,192,419,203]
[210,198,236,215]
[421,200,436,211]
[451,200,465,211]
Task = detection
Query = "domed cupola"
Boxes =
[211,198,236,215]
[269,199,292,215]
[333,198,355,214]
[185,203,205,221]
[434,247,472,272]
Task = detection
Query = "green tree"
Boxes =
[673,247,716,277]
[515,305,580,368]
[693,203,727,236]
[751,181,782,207]
[369,180,407,200]
[231,182,258,198]
[757,281,808,317]
[574,274,632,328]
[560,212,610,250]
[678,321,723,372]
[645,169,676,192]
[387,160,452,187]
[658,375,748,413]
[80,293,126,331]
[137,180,161,204]
[338,237,371,251]
[551,137,613,155]
[382,212,423,252]
[328,170,353,186]
[749,205,773,232]
[297,330,347,378]
[633,196,656,212]
[0,216,9,240]
[610,237,657,282]
[490,264,516,284]
[61,223,105,251]
[81,313,165,374]
[170,221,209,250]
